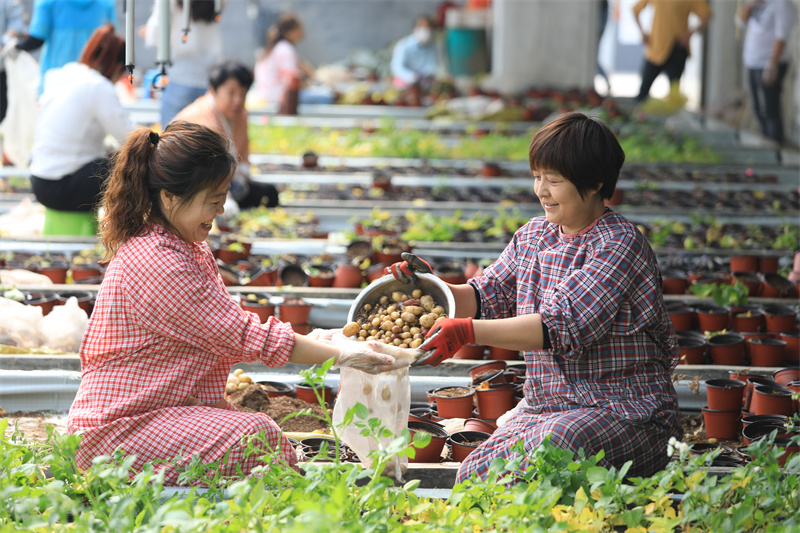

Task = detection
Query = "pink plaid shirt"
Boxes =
[67,225,297,483]
[469,210,680,424]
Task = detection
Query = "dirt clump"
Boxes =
[227,385,329,433]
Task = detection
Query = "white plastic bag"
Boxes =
[332,355,414,481]
[39,297,88,352]
[0,50,39,167]
[0,297,43,348]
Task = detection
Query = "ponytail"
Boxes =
[99,121,237,262]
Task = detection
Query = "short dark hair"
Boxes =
[528,112,625,200]
[209,60,254,91]
[177,0,218,23]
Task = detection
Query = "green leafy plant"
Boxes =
[690,280,749,307]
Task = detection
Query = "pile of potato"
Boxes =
[343,288,446,349]
[226,368,253,393]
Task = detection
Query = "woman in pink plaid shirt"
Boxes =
[390,112,682,482]
[67,121,407,485]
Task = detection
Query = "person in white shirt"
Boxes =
[30,24,135,212]
[142,0,222,127]
[390,16,438,90]
[254,12,334,108]
[737,0,798,144]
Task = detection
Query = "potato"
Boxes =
[228,376,241,387]
[410,338,423,349]
[404,305,424,316]
[391,292,408,303]
[372,317,382,327]
[419,314,436,328]
[412,289,422,299]
[379,296,389,305]
[239,374,252,384]
[420,295,435,311]
[363,384,373,395]
[225,382,238,393]
[432,306,445,316]
[343,322,360,337]
[401,312,417,324]
[237,382,249,390]
[381,385,392,401]
[233,368,244,377]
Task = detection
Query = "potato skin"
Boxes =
[343,322,360,337]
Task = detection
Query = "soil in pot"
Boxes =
[468,361,507,380]
[748,338,787,367]
[708,333,746,365]
[432,387,476,419]
[475,384,516,420]
[305,264,335,288]
[278,264,309,287]
[227,385,328,433]
[705,378,746,411]
[279,298,312,324]
[240,293,275,323]
[408,420,449,463]
[449,430,491,462]
[678,336,707,365]
[694,304,730,333]
[702,407,741,440]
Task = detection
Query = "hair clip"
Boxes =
[149,131,160,146]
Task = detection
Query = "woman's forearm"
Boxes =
[287,334,339,365]
[472,313,545,352]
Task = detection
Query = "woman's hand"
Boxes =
[331,333,416,374]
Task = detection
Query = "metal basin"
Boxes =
[346,273,456,323]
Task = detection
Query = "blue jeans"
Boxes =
[161,82,207,127]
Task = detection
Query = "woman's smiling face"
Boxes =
[162,180,229,243]
[533,169,606,235]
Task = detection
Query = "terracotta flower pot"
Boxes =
[291,323,311,334]
[279,298,312,324]
[56,290,94,316]
[366,263,388,283]
[669,307,696,331]
[761,273,798,299]
[694,304,730,333]
[762,304,798,334]
[729,370,758,384]
[730,255,758,273]
[295,383,334,406]
[481,162,503,177]
[257,380,294,398]
[71,264,103,282]
[23,291,59,316]
[434,263,467,285]
[742,414,788,428]
[468,361,507,380]
[38,264,69,284]
[431,387,476,419]
[662,273,690,295]
[240,293,275,323]
[305,264,335,288]
[408,420,449,463]
[758,256,780,274]
[409,407,433,420]
[788,380,800,414]
[454,344,486,360]
[705,378,746,411]
[702,406,741,440]
[448,430,491,462]
[708,333,745,365]
[247,266,279,287]
[217,247,249,265]
[772,367,800,387]
[488,346,521,361]
[779,333,800,363]
[744,376,779,412]
[752,385,794,416]
[463,418,497,435]
[346,240,373,261]
[742,419,787,446]
[678,336,706,365]
[731,272,763,297]
[332,263,364,288]
[475,384,516,420]
[748,338,787,367]
[730,307,765,333]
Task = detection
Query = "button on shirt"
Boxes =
[390,34,438,84]
[468,211,680,423]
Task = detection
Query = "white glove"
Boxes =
[306,327,340,344]
[497,397,528,428]
[331,333,416,374]
[1,38,18,60]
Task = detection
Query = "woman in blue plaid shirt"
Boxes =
[389,112,682,482]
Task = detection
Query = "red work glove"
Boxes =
[417,317,475,366]
[384,253,432,283]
